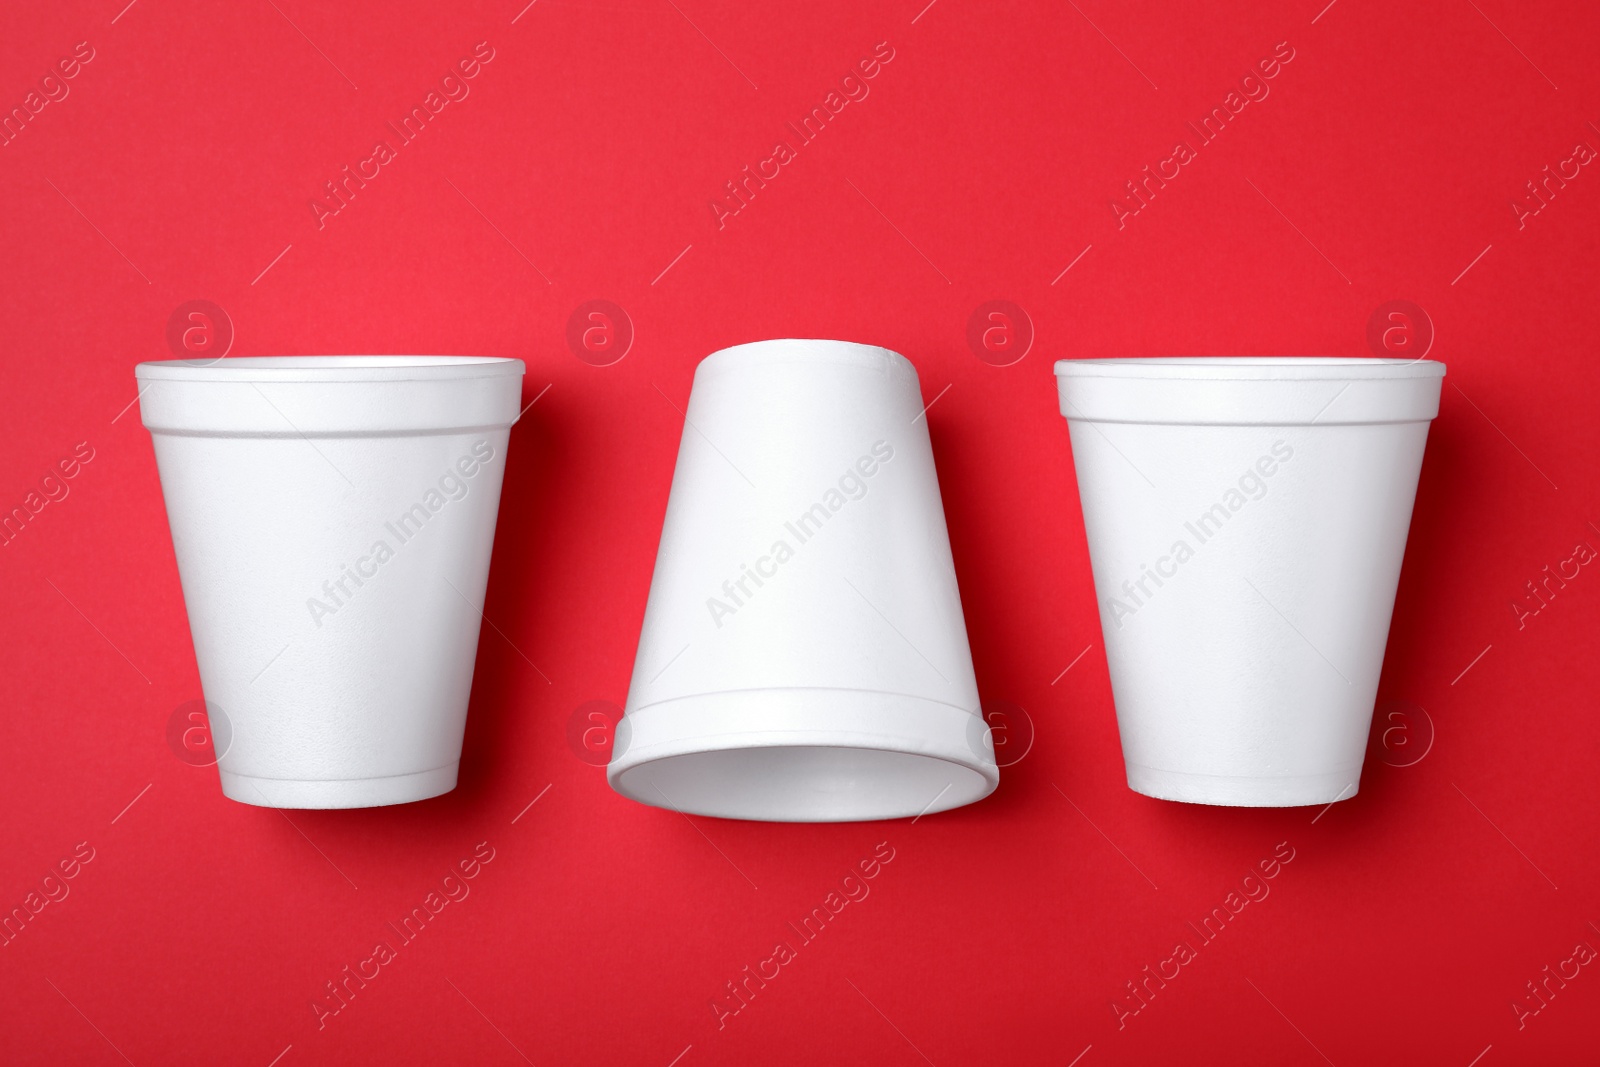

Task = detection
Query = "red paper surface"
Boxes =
[2,1,1597,1063]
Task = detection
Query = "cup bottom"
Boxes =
[1126,764,1361,808]
[219,764,458,809]
[608,690,998,821]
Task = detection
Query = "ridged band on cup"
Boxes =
[608,688,999,819]
[136,356,525,436]
[613,689,992,760]
[1126,763,1364,808]
[1054,357,1446,425]
[220,764,459,809]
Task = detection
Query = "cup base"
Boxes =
[609,690,998,822]
[1126,764,1360,808]
[219,764,458,809]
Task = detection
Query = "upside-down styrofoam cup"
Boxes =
[609,339,997,821]
[1054,357,1445,807]
[137,357,524,808]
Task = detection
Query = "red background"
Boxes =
[2,0,1598,1063]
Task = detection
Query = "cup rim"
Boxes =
[135,356,524,382]
[1054,357,1445,381]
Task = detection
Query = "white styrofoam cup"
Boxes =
[1054,357,1445,807]
[609,339,997,821]
[138,356,524,808]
